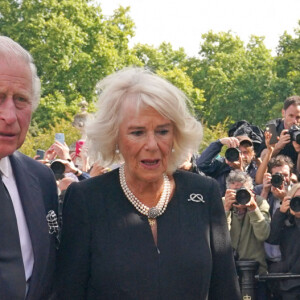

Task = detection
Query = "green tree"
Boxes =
[275,20,300,95]
[0,0,139,128]
[189,31,281,127]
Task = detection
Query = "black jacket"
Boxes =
[56,169,240,300]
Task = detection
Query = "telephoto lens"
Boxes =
[290,196,300,212]
[50,160,65,180]
[225,148,240,162]
[289,125,300,145]
[271,173,284,188]
[235,188,251,205]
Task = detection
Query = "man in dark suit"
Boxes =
[0,36,58,300]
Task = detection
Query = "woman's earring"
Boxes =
[115,146,120,154]
[172,148,175,153]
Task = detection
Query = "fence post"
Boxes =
[236,260,259,300]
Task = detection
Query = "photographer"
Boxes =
[197,135,258,196]
[267,183,300,299]
[259,95,300,165]
[223,170,270,299]
[254,155,294,271]
[224,170,270,274]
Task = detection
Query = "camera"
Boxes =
[235,188,251,205]
[50,160,65,180]
[271,172,284,188]
[289,125,300,145]
[290,196,300,212]
[225,148,240,162]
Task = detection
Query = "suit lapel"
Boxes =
[10,153,50,299]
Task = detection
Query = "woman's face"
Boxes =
[118,101,174,184]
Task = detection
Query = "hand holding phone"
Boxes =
[75,140,85,157]
[36,149,45,160]
[266,124,278,144]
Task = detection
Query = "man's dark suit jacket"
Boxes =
[0,151,58,300]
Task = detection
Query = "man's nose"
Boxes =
[0,98,18,124]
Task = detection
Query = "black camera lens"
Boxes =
[235,188,251,205]
[271,173,284,188]
[225,148,240,162]
[290,196,300,212]
[50,161,65,180]
[289,125,300,145]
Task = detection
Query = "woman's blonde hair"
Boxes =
[86,67,203,174]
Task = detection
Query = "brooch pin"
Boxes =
[46,210,59,234]
[187,193,205,203]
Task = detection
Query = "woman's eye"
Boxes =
[131,130,144,136]
[158,130,169,135]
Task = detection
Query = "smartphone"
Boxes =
[266,124,278,144]
[55,133,65,144]
[36,149,45,160]
[75,140,85,156]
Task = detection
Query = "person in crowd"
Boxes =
[55,67,241,299]
[0,36,58,300]
[267,183,300,299]
[179,152,205,175]
[224,170,270,274]
[38,140,90,181]
[223,170,270,299]
[259,95,300,165]
[254,155,294,270]
[196,135,258,196]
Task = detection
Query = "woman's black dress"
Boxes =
[56,168,240,300]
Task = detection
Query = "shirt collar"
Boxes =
[0,156,12,178]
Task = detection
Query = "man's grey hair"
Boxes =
[0,36,41,111]
[226,170,253,190]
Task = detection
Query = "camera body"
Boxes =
[289,125,300,145]
[290,196,300,212]
[225,148,241,162]
[271,172,284,188]
[235,187,251,205]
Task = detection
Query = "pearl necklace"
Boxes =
[119,164,171,226]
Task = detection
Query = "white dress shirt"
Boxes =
[0,156,34,282]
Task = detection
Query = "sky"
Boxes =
[98,0,300,57]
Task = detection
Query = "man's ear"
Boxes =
[282,108,286,119]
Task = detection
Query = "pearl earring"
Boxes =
[172,148,175,153]
[115,146,120,154]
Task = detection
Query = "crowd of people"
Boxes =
[1,35,300,300]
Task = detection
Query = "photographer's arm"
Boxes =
[248,197,271,241]
[255,131,274,184]
[266,206,287,245]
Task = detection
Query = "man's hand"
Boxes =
[51,141,71,161]
[271,184,287,201]
[224,189,236,211]
[220,137,240,148]
[274,129,290,152]
[280,196,291,213]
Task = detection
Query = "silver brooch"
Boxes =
[187,193,205,203]
[46,210,59,234]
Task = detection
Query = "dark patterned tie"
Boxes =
[0,173,26,300]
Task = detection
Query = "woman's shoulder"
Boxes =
[173,169,218,188]
[68,168,119,194]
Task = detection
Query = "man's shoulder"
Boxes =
[11,151,54,177]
